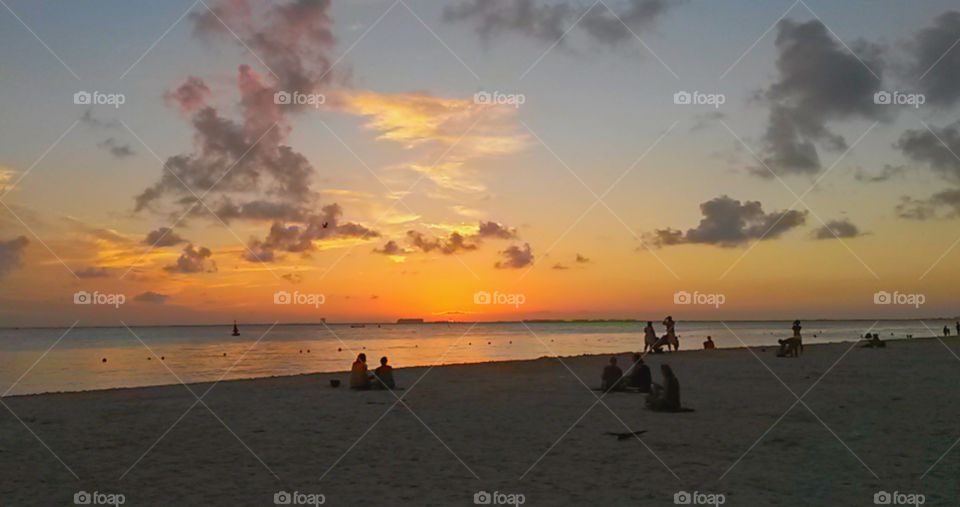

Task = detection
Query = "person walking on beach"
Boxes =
[944,326,951,337]
[643,321,658,353]
[703,336,715,349]
[662,316,678,352]
[956,321,959,336]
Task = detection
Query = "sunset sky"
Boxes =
[2,0,960,326]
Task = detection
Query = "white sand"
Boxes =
[1,337,957,506]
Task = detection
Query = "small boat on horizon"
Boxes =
[232,321,240,336]
[350,324,365,328]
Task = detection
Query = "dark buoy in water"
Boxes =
[338,347,342,352]
[299,349,303,354]
[307,349,311,353]
[161,356,165,360]
[487,341,491,345]
[223,353,227,357]
[102,358,107,363]
[147,357,152,360]
[232,320,240,336]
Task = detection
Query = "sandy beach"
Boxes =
[1,337,957,506]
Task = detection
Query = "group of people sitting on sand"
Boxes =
[600,354,685,412]
[643,316,680,353]
[349,353,396,390]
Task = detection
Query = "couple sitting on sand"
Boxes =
[350,353,396,390]
[601,354,652,392]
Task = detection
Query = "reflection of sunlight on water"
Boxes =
[0,320,951,395]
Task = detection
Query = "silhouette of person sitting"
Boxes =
[703,336,716,350]
[625,354,651,392]
[373,356,395,389]
[861,333,886,348]
[646,364,681,411]
[350,353,373,389]
[601,357,624,392]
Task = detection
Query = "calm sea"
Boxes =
[0,320,953,395]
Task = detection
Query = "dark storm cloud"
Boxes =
[812,219,865,239]
[758,19,885,176]
[244,204,379,263]
[373,240,403,255]
[896,189,960,220]
[164,244,217,273]
[143,227,188,248]
[495,243,534,269]
[476,221,517,239]
[98,138,135,158]
[406,231,478,255]
[908,11,960,107]
[443,0,672,47]
[648,195,807,247]
[0,236,29,278]
[896,121,960,182]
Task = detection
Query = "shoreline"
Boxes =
[3,334,947,400]
[3,317,959,331]
[2,336,957,505]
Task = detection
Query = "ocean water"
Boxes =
[0,320,953,396]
